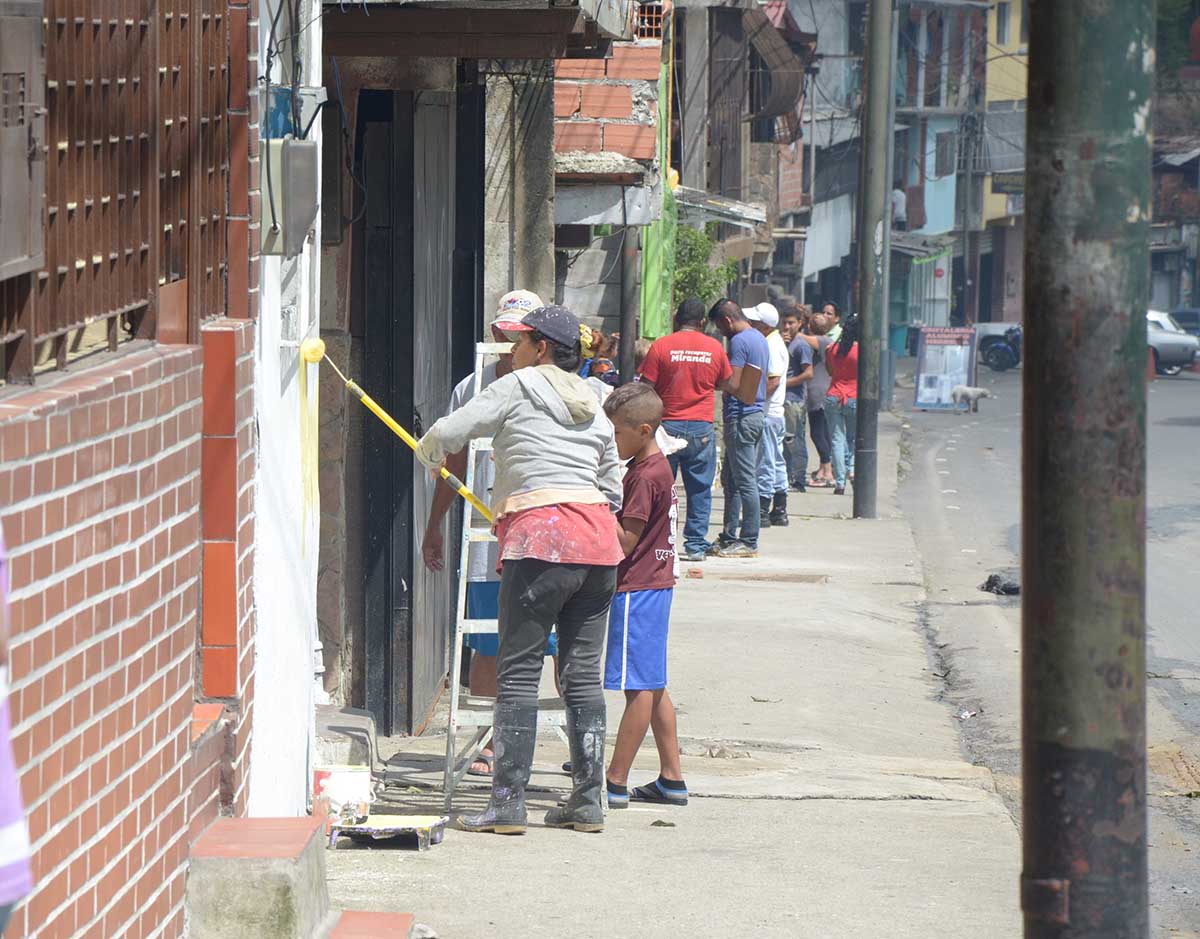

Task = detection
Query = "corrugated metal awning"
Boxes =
[676,186,767,231]
[1162,148,1200,167]
[742,6,806,124]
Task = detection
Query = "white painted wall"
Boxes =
[789,0,853,114]
[247,0,323,817]
[804,193,853,277]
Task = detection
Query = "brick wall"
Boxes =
[199,319,257,813]
[0,348,203,939]
[555,42,662,161]
[778,135,807,217]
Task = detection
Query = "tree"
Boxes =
[672,225,740,307]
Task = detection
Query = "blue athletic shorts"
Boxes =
[604,588,673,691]
[464,582,558,657]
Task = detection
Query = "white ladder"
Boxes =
[441,342,569,813]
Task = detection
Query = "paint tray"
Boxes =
[328,813,449,852]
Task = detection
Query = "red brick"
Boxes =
[580,85,633,119]
[555,123,603,153]
[555,58,606,79]
[554,82,581,118]
[606,45,662,80]
[604,124,657,160]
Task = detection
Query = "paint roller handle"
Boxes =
[350,383,496,524]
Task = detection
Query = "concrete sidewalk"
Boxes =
[325,413,1021,937]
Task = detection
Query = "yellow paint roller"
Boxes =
[300,337,495,524]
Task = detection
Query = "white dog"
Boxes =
[950,385,993,413]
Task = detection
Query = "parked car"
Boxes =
[980,325,1023,371]
[1148,322,1200,376]
[1169,307,1200,337]
[1147,309,1186,333]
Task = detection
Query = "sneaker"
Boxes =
[769,510,790,527]
[706,538,734,557]
[714,542,758,559]
[679,551,707,563]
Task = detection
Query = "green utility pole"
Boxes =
[852,0,894,519]
[1022,1,1153,935]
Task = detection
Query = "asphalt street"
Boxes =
[899,364,1200,934]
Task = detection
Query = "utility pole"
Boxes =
[852,0,894,520]
[1021,1,1152,936]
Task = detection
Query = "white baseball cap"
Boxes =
[756,302,780,329]
[491,290,544,333]
[744,306,764,323]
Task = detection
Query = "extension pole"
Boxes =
[299,339,495,524]
[1021,1,1152,935]
[852,0,893,520]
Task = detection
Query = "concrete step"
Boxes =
[328,911,416,938]
[188,817,330,939]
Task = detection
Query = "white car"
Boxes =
[1147,311,1200,376]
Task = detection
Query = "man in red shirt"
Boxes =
[639,298,734,561]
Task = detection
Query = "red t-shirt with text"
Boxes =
[639,330,732,422]
[616,452,678,593]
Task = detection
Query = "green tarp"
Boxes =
[639,58,677,340]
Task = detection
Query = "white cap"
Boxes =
[756,302,780,329]
[744,306,764,323]
[492,290,544,333]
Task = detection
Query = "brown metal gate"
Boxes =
[0,0,228,385]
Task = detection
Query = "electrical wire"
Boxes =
[262,0,289,234]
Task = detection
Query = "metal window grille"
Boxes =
[0,0,228,388]
[637,3,665,40]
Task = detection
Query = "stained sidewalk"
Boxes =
[324,412,1021,937]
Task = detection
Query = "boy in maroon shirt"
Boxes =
[600,384,688,808]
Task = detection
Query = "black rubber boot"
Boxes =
[545,705,606,832]
[759,496,773,528]
[769,491,790,527]
[458,703,538,835]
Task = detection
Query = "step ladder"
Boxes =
[441,342,569,813]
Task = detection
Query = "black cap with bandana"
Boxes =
[519,305,582,349]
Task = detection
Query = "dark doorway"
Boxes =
[978,252,994,323]
[355,90,416,736]
[351,86,468,736]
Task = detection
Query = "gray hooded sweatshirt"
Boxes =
[417,364,623,516]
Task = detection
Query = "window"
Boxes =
[996,2,1011,45]
[1020,0,1029,46]
[935,132,957,178]
[749,48,775,143]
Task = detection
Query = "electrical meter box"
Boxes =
[261,137,320,259]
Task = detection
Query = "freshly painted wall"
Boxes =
[247,0,323,817]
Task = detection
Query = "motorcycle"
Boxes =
[980,325,1022,372]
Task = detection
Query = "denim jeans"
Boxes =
[720,411,765,549]
[664,419,717,556]
[783,402,809,485]
[756,415,788,497]
[808,407,832,466]
[0,903,12,937]
[825,395,858,487]
[497,559,616,710]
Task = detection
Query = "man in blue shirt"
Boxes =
[707,299,770,558]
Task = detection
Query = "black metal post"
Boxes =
[1021,1,1153,935]
[852,0,894,519]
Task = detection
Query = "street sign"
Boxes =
[913,327,978,410]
